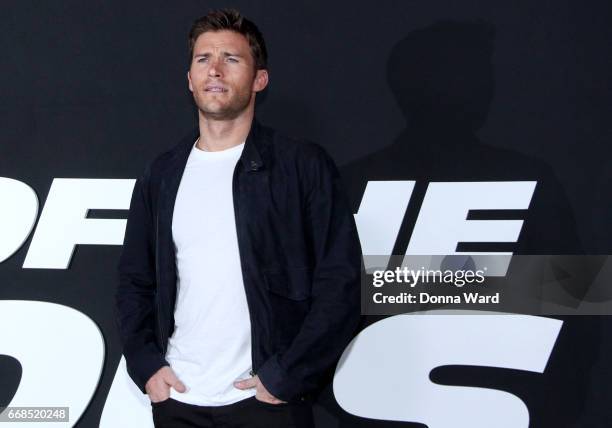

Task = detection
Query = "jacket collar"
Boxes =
[241,119,265,171]
[159,119,267,220]
[168,119,265,174]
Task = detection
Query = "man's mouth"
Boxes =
[205,86,228,93]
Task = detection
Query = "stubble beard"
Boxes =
[194,87,254,121]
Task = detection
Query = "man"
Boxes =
[115,9,362,428]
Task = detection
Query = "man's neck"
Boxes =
[196,110,253,152]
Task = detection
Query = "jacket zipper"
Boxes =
[232,160,258,376]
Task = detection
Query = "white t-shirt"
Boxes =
[165,140,255,406]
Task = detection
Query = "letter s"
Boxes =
[333,311,562,428]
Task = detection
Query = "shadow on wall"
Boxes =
[342,19,581,256]
[312,21,601,428]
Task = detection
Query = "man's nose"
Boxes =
[208,59,223,77]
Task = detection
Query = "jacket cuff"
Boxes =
[256,354,303,402]
[126,351,169,394]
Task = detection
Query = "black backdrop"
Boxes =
[1,1,611,426]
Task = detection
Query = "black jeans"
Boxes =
[151,396,315,428]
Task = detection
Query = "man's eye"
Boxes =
[227,57,239,63]
[197,57,208,63]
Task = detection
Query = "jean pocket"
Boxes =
[254,398,291,408]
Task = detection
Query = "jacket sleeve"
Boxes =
[256,144,363,401]
[115,166,169,394]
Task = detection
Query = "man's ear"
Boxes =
[253,69,269,93]
[187,70,193,93]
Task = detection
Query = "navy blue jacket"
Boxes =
[115,120,362,402]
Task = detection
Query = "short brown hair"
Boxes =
[188,9,268,70]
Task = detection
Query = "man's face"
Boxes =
[188,30,268,120]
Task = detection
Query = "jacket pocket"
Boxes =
[263,267,312,346]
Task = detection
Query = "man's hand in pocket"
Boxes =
[145,366,186,403]
[234,374,286,404]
